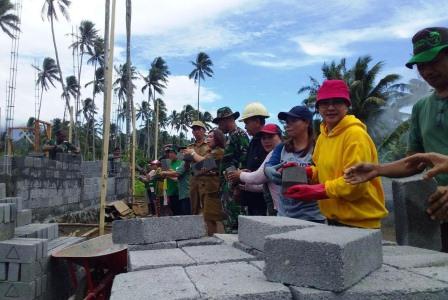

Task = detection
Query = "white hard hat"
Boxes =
[239,102,269,121]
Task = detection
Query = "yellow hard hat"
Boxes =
[239,102,269,121]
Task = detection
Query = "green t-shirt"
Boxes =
[166,159,182,196]
[176,162,191,200]
[408,92,448,185]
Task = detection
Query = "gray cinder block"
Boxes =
[110,267,199,300]
[7,262,20,281]
[176,236,223,248]
[112,215,206,244]
[383,245,448,269]
[289,265,448,299]
[0,183,6,199]
[0,281,36,300]
[0,197,24,210]
[0,223,14,241]
[0,238,47,263]
[238,216,321,252]
[264,226,383,292]
[128,248,195,271]
[233,240,265,259]
[411,266,448,283]
[16,209,32,227]
[392,175,440,250]
[186,262,291,299]
[14,223,58,241]
[213,233,238,246]
[282,166,308,192]
[181,244,256,264]
[128,241,177,251]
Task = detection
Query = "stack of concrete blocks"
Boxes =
[0,203,16,241]
[111,215,291,299]
[0,238,48,300]
[0,197,32,227]
[392,175,441,250]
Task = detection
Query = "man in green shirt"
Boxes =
[161,145,183,216]
[344,27,448,251]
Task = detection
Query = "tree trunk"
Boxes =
[50,14,74,142]
[91,60,97,160]
[37,88,44,121]
[74,52,84,146]
[197,76,201,120]
[126,0,135,201]
[154,92,159,160]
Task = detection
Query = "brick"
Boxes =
[16,209,32,227]
[0,281,36,300]
[128,248,195,271]
[112,215,206,244]
[186,262,291,299]
[176,236,223,248]
[282,166,308,192]
[264,226,382,292]
[0,238,47,263]
[289,265,448,299]
[182,244,256,264]
[110,266,199,300]
[238,216,321,252]
[128,241,177,251]
[383,245,448,269]
[14,223,58,241]
[392,175,440,250]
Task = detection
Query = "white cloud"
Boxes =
[237,51,323,69]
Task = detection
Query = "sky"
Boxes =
[0,0,447,131]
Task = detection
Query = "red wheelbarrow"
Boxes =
[52,234,127,300]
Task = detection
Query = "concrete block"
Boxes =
[14,223,58,241]
[176,236,223,248]
[19,258,48,282]
[0,183,6,199]
[111,266,199,300]
[16,209,32,227]
[7,262,20,281]
[112,215,206,244]
[412,266,448,283]
[0,222,14,241]
[213,233,238,246]
[289,265,448,299]
[128,241,177,251]
[392,175,440,250]
[383,245,448,268]
[282,166,307,192]
[0,238,47,263]
[264,226,383,292]
[0,262,5,280]
[0,281,36,300]
[249,260,265,271]
[182,244,256,264]
[128,248,195,271]
[238,216,321,252]
[186,262,291,299]
[233,240,265,258]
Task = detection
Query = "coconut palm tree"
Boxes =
[189,52,214,119]
[62,75,80,104]
[141,57,170,159]
[0,0,19,38]
[41,0,74,141]
[136,100,152,157]
[70,20,98,139]
[79,97,96,158]
[299,55,405,124]
[33,57,60,121]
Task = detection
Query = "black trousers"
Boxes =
[442,223,448,253]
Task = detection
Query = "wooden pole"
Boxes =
[99,0,116,236]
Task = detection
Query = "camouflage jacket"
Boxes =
[220,126,249,175]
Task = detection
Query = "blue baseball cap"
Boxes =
[278,106,313,122]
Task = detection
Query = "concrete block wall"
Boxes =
[0,155,130,221]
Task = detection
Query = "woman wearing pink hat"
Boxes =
[284,80,387,229]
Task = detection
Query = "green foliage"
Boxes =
[0,0,20,38]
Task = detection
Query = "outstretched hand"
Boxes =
[404,152,448,180]
[344,163,379,184]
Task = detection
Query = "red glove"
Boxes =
[284,183,328,201]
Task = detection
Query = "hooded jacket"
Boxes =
[312,115,388,228]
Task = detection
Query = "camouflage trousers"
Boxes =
[220,181,245,233]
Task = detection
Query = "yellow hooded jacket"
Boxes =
[312,115,388,228]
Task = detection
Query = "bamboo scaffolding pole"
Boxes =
[99,0,116,236]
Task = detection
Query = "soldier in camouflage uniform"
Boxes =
[43,130,80,160]
[213,107,249,230]
[187,120,210,214]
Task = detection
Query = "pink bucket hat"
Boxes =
[316,80,351,106]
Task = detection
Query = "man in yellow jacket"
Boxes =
[284,80,388,228]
